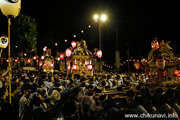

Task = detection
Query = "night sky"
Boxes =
[0,0,180,65]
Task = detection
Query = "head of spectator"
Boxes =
[30,92,43,106]
[152,87,165,107]
[61,100,80,120]
[126,90,136,108]
[85,84,93,96]
[37,77,44,88]
[165,88,177,104]
[21,83,32,98]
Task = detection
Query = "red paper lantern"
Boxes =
[133,61,141,70]
[60,53,64,60]
[27,59,31,63]
[41,55,45,60]
[156,58,165,69]
[72,65,78,70]
[88,65,93,70]
[151,40,159,51]
[34,56,37,60]
[97,50,102,58]
[71,41,77,48]
[65,49,71,57]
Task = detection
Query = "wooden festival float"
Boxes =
[64,40,102,76]
[39,47,54,73]
[134,38,180,86]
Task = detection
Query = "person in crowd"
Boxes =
[78,84,97,120]
[126,89,148,114]
[116,74,123,86]
[152,87,178,118]
[61,100,81,120]
[51,80,88,119]
[165,88,180,118]
[19,83,33,120]
[31,92,54,120]
[0,81,13,120]
[6,83,19,120]
[140,88,159,114]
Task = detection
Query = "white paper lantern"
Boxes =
[0,0,21,17]
[0,36,8,48]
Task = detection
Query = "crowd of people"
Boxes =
[0,68,180,120]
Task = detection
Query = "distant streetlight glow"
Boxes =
[93,13,107,50]
[101,14,107,21]
[94,14,99,20]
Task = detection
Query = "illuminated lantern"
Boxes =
[133,61,141,70]
[50,63,54,67]
[41,55,45,60]
[0,36,8,49]
[72,65,78,70]
[43,47,46,51]
[97,50,102,58]
[156,58,165,69]
[65,49,71,57]
[71,41,76,48]
[151,40,159,51]
[60,53,64,60]
[57,57,60,61]
[0,0,21,17]
[88,64,93,70]
[33,56,37,60]
[27,59,31,63]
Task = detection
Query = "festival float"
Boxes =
[39,47,54,73]
[134,38,180,86]
[64,39,102,76]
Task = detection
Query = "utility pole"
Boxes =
[115,26,120,71]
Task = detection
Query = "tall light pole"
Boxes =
[0,0,21,103]
[93,14,107,50]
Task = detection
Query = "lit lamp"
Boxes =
[93,14,107,50]
[65,49,72,57]
[71,41,76,48]
[97,50,102,58]
[0,0,21,103]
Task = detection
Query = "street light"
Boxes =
[93,14,107,50]
[0,0,21,103]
